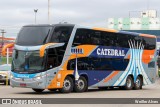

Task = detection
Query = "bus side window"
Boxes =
[47,48,56,69]
[101,32,109,46]
[73,29,88,46]
[148,61,155,68]
[50,26,73,43]
[142,37,156,50]
[91,31,102,45]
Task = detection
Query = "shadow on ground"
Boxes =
[14,87,149,95]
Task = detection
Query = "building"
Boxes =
[108,10,160,31]
[107,10,160,49]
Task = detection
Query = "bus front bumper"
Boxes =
[10,77,47,89]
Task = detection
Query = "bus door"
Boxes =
[45,48,59,87]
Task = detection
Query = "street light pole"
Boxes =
[34,9,38,24]
[1,29,6,48]
[48,0,50,24]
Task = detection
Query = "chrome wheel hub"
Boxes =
[136,79,140,87]
[77,79,85,90]
[63,79,71,90]
[127,79,132,88]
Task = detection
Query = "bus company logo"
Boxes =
[17,74,29,78]
[96,48,125,56]
[71,48,83,54]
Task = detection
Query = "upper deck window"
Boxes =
[50,26,74,43]
[72,28,156,50]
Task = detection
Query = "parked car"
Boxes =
[0,64,11,85]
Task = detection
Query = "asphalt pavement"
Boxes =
[0,78,160,107]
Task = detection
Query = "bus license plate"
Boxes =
[20,83,26,87]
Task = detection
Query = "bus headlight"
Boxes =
[35,76,42,80]
[10,73,14,79]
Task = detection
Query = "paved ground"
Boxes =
[0,78,160,107]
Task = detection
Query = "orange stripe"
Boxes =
[47,45,97,89]
[142,50,155,64]
[93,27,117,33]
[103,71,120,83]
[140,34,156,38]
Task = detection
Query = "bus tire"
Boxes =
[60,76,73,93]
[74,76,88,93]
[125,76,134,90]
[32,89,44,93]
[134,76,143,90]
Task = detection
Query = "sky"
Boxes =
[0,0,160,37]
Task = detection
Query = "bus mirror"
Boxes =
[39,43,56,57]
[39,43,65,57]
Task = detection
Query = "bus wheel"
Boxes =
[125,76,134,90]
[60,76,73,93]
[32,89,44,93]
[134,76,142,90]
[74,76,88,92]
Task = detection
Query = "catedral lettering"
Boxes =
[2,24,156,93]
[97,48,125,56]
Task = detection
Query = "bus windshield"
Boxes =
[12,50,46,74]
[16,26,52,46]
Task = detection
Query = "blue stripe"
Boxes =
[12,72,38,78]
[133,49,136,82]
[117,48,134,86]
[137,49,141,75]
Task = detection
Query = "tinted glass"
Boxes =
[142,37,156,50]
[46,45,66,69]
[50,26,74,43]
[148,61,155,68]
[67,57,129,71]
[73,29,156,50]
[16,26,52,46]
[12,50,45,74]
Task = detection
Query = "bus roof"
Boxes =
[22,24,156,38]
[91,27,156,38]
[23,24,75,27]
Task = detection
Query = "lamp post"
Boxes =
[34,9,38,24]
[48,0,50,24]
[1,29,6,48]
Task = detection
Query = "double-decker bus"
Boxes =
[5,24,157,93]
